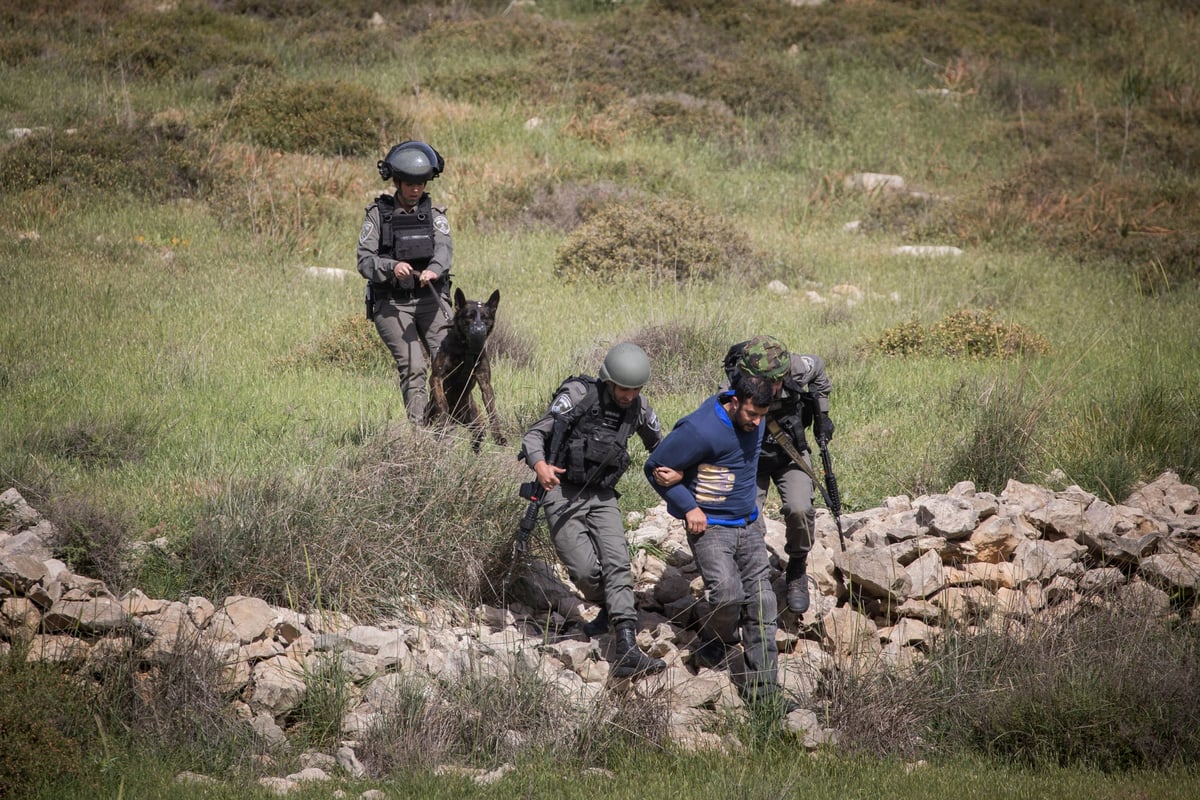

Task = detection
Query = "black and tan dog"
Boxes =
[426,288,506,452]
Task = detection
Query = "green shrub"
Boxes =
[826,598,1200,769]
[0,32,43,67]
[0,124,203,199]
[25,411,160,470]
[859,191,960,244]
[610,92,743,143]
[868,310,1049,360]
[42,490,134,592]
[941,366,1052,494]
[553,197,761,284]
[292,654,356,750]
[937,610,1200,769]
[228,79,393,156]
[928,309,1050,359]
[183,425,526,619]
[1063,376,1200,500]
[871,316,926,357]
[0,655,98,798]
[278,314,391,375]
[99,4,274,80]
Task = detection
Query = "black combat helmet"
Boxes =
[377,140,445,183]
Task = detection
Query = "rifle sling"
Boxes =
[766,417,835,509]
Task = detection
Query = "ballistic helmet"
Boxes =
[736,335,790,381]
[377,140,444,183]
[598,343,651,389]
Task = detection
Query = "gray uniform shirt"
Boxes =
[777,353,832,416]
[356,194,452,288]
[520,378,662,470]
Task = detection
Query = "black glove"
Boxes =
[815,413,835,444]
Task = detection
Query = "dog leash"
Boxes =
[426,281,453,320]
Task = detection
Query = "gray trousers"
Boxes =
[688,522,780,697]
[541,484,638,625]
[757,454,816,563]
[373,293,449,422]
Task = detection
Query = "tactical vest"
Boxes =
[556,376,639,490]
[763,378,812,458]
[376,194,436,265]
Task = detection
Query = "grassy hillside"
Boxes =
[3,0,1199,605]
[4,1,1200,796]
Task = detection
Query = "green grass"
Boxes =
[18,749,1200,800]
[2,0,1200,795]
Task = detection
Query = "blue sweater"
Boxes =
[643,393,763,526]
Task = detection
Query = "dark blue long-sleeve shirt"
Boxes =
[643,393,763,526]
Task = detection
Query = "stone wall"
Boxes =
[3,472,1199,789]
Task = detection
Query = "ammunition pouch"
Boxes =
[563,427,630,490]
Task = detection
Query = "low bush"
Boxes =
[42,490,134,592]
[86,631,264,773]
[940,366,1052,494]
[1062,376,1200,501]
[227,79,393,156]
[869,309,1049,359]
[183,425,526,619]
[0,123,203,199]
[608,92,743,143]
[824,596,1200,770]
[553,197,762,284]
[358,668,668,776]
[278,314,391,375]
[0,654,97,798]
[99,4,274,80]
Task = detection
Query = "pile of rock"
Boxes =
[3,472,1199,792]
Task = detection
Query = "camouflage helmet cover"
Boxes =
[736,335,790,380]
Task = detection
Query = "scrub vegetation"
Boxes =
[2,0,1199,797]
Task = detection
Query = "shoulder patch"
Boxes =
[433,214,450,235]
[550,393,574,416]
[644,407,661,433]
[358,217,377,246]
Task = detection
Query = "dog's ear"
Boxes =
[486,289,500,310]
[454,287,466,308]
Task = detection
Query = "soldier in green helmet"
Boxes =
[518,343,667,679]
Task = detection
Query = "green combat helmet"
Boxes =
[598,343,651,388]
[737,334,790,380]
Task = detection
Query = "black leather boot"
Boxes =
[581,606,609,638]
[785,558,811,614]
[611,621,666,678]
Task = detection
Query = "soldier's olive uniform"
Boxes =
[756,353,833,564]
[357,193,452,423]
[520,377,662,626]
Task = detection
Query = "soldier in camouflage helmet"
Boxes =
[736,335,791,382]
[643,335,834,614]
[726,335,834,615]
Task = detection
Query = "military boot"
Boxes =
[785,558,811,614]
[610,621,666,678]
[581,606,609,638]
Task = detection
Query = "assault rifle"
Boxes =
[506,411,569,581]
[815,429,846,552]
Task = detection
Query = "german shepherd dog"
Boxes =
[427,288,506,452]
